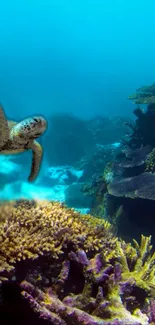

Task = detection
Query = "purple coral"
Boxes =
[21,281,143,325]
[87,253,113,283]
[148,299,155,322]
[68,249,89,266]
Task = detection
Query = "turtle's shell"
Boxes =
[8,120,17,129]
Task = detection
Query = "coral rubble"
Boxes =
[0,200,154,324]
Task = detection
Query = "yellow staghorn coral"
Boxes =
[116,235,155,293]
[0,199,116,278]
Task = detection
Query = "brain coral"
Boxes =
[0,199,115,279]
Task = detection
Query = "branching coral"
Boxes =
[79,235,155,324]
[19,236,155,324]
[20,279,148,325]
[82,173,107,218]
[0,199,115,279]
[0,200,155,324]
[116,235,155,293]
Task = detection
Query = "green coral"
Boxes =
[77,234,155,323]
[117,235,155,294]
[89,235,155,323]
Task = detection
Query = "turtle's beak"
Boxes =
[35,117,47,133]
[40,118,47,133]
[41,119,47,128]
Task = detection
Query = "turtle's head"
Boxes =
[12,116,47,144]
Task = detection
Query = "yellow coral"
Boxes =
[0,199,115,277]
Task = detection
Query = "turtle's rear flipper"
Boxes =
[0,104,9,147]
[28,141,43,182]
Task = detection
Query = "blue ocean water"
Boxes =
[0,0,155,119]
[0,0,155,209]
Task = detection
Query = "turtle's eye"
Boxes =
[33,118,39,123]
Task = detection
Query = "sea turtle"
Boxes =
[0,104,47,182]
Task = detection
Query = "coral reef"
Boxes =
[105,144,155,242]
[0,200,113,279]
[108,172,155,200]
[128,83,155,104]
[124,103,155,148]
[86,116,130,145]
[119,146,152,169]
[77,143,121,181]
[116,235,155,294]
[82,173,107,200]
[78,144,121,217]
[74,85,155,244]
[81,173,107,218]
[96,85,155,244]
[145,148,155,172]
[14,235,155,324]
[0,200,154,324]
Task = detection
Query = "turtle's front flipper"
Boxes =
[28,141,43,182]
[0,104,9,147]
